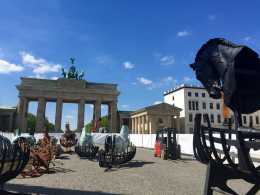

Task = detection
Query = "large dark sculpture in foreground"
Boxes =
[190,38,260,195]
[0,136,30,194]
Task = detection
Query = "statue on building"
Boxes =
[61,58,85,80]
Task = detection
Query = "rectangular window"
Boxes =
[203,102,206,109]
[256,116,259,125]
[189,128,193,133]
[188,101,191,110]
[249,116,253,127]
[189,114,193,122]
[195,92,198,97]
[202,93,205,97]
[210,103,213,109]
[195,101,199,110]
[217,114,221,123]
[243,116,247,124]
[192,101,195,110]
[210,114,214,123]
[203,115,207,123]
[216,103,220,110]
[188,92,191,97]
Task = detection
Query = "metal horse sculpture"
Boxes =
[190,38,260,194]
[0,135,30,194]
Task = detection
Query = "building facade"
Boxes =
[164,84,260,133]
[129,103,181,134]
[0,107,17,132]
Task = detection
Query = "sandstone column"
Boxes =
[94,100,101,123]
[17,97,29,132]
[77,99,85,130]
[108,101,117,132]
[55,98,63,131]
[36,97,46,132]
[131,118,135,134]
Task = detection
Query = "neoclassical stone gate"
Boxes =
[16,77,119,132]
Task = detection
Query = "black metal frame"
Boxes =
[75,144,99,159]
[98,135,136,168]
[194,113,260,195]
[155,128,181,160]
[0,136,30,193]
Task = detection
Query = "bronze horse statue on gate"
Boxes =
[190,38,260,194]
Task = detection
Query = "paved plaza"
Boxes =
[5,148,258,195]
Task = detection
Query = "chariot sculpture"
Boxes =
[0,135,30,194]
[76,123,136,169]
[190,38,260,194]
[60,123,78,152]
[61,58,85,80]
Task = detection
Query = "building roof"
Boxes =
[131,102,181,115]
[163,84,205,96]
[0,106,16,110]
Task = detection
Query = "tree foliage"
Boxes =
[27,113,55,132]
[84,116,109,132]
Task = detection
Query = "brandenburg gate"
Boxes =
[16,77,119,132]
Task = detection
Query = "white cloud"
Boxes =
[20,51,61,74]
[0,59,24,74]
[208,15,216,21]
[148,76,177,90]
[160,56,175,66]
[137,77,153,85]
[244,36,252,42]
[50,76,58,80]
[154,101,162,105]
[177,30,191,37]
[96,55,113,65]
[121,104,130,109]
[183,76,192,82]
[123,61,135,69]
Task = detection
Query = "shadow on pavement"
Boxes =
[4,183,118,195]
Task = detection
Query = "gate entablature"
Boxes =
[16,77,119,132]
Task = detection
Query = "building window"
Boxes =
[256,116,259,125]
[249,116,253,127]
[189,128,193,133]
[202,93,205,97]
[158,118,163,124]
[188,101,192,110]
[192,101,195,110]
[210,103,213,109]
[216,103,220,110]
[189,114,193,122]
[195,101,199,110]
[172,96,174,100]
[210,114,214,123]
[195,92,198,97]
[202,102,206,109]
[217,114,221,123]
[243,116,247,124]
[203,115,207,123]
[188,92,191,97]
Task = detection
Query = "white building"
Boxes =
[164,84,260,133]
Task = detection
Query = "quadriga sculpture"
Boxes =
[60,123,78,152]
[190,38,260,194]
[0,135,30,193]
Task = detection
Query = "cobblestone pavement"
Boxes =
[5,148,259,195]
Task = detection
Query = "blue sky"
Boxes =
[1,1,260,130]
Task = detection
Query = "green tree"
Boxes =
[84,116,109,132]
[27,113,55,132]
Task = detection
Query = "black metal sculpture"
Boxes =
[98,135,136,169]
[190,38,260,194]
[0,135,30,194]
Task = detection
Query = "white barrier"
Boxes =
[129,133,194,155]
